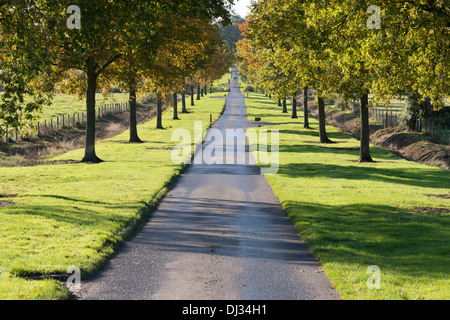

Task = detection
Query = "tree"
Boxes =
[106,1,166,144]
[2,0,234,161]
[0,1,54,138]
[309,0,449,160]
[238,0,449,161]
[219,14,245,51]
[237,17,296,116]
[303,87,310,129]
[25,0,148,162]
[146,17,229,129]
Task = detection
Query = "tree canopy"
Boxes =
[1,0,234,161]
[237,0,450,162]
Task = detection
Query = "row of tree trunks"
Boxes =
[274,87,372,162]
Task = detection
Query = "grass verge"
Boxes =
[0,91,227,299]
[246,91,450,300]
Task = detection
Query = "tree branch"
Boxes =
[95,53,123,77]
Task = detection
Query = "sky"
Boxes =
[232,0,252,18]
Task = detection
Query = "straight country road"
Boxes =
[81,67,339,300]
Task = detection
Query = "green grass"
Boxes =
[35,93,130,122]
[211,71,232,91]
[0,91,227,299]
[246,92,450,300]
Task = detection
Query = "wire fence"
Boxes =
[2,101,131,143]
[352,103,449,145]
[368,107,400,128]
[414,117,450,145]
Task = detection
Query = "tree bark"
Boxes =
[129,80,142,143]
[278,99,282,107]
[173,92,179,120]
[191,85,195,106]
[291,94,298,119]
[156,97,163,129]
[359,92,374,162]
[204,84,207,96]
[282,98,287,113]
[303,87,310,129]
[181,91,187,113]
[197,84,201,100]
[81,58,102,163]
[318,96,333,143]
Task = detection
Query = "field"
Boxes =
[32,93,130,122]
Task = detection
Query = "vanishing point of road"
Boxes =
[81,67,340,300]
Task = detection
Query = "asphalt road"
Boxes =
[81,67,339,300]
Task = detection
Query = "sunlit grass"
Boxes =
[246,92,450,300]
[0,91,227,299]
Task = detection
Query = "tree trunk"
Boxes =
[318,96,333,143]
[282,98,287,113]
[359,92,373,162]
[191,85,195,106]
[129,79,142,143]
[81,58,102,163]
[278,99,281,107]
[303,87,310,129]
[197,84,201,100]
[204,84,207,96]
[201,88,204,97]
[173,93,179,120]
[181,92,187,113]
[291,94,298,119]
[156,97,163,129]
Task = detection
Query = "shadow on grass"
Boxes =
[278,162,449,189]
[277,128,414,162]
[280,129,352,140]
[284,200,449,279]
[22,194,114,205]
[9,201,141,226]
[277,143,401,162]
